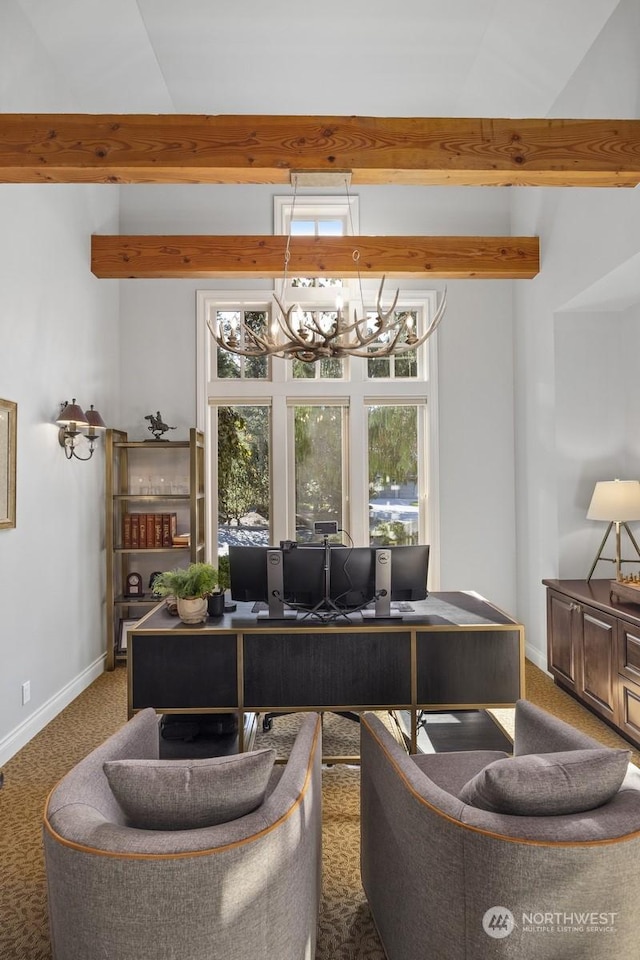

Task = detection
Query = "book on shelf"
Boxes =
[121,512,179,549]
[162,512,178,547]
[138,515,147,549]
[146,513,155,548]
[172,532,190,547]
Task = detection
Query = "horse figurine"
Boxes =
[144,411,176,441]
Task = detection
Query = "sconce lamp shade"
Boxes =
[587,480,640,522]
[56,399,89,428]
[84,404,106,431]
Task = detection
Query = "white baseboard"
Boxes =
[0,655,106,767]
[525,642,551,676]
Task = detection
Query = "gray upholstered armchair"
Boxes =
[360,700,640,959]
[44,709,322,960]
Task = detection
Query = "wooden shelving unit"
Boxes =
[105,428,205,670]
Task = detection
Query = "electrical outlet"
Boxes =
[21,681,30,705]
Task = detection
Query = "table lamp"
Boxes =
[586,479,640,581]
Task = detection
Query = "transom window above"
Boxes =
[275,194,358,292]
[209,299,430,382]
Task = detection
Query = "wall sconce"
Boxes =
[57,399,106,461]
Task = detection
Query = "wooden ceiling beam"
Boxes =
[1,115,639,186]
[91,234,539,279]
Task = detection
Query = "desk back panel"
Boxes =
[131,633,238,710]
[243,631,412,708]
[416,628,522,705]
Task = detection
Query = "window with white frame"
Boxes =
[196,196,440,579]
[274,194,357,291]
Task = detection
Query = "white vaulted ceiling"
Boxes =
[8,0,639,308]
[14,0,622,117]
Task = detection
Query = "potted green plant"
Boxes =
[153,562,219,623]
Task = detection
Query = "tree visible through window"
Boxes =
[368,405,419,545]
[217,405,270,550]
[293,405,344,540]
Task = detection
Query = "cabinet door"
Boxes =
[580,605,617,725]
[617,677,640,747]
[547,590,580,692]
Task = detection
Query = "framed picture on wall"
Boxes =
[118,618,139,653]
[0,398,17,530]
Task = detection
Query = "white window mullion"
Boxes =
[272,395,290,542]
[417,403,429,548]
[341,404,351,543]
[425,329,440,589]
[348,401,368,544]
[206,401,218,561]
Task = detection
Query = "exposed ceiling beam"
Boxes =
[91,235,539,279]
[2,115,639,186]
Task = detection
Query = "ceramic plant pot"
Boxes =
[176,596,208,624]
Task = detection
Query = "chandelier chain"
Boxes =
[344,176,367,315]
[281,173,299,295]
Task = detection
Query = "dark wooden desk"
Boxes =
[128,592,525,753]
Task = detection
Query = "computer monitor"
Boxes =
[228,544,326,612]
[228,545,272,603]
[329,546,376,609]
[387,544,430,600]
[229,542,429,619]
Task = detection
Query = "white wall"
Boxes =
[554,309,640,579]
[438,280,516,606]
[511,0,640,667]
[0,2,120,763]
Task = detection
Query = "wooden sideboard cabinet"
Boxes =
[543,579,640,747]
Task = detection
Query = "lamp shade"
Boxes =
[587,480,640,522]
[57,399,89,427]
[84,405,106,430]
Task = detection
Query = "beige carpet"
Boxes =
[1,660,638,959]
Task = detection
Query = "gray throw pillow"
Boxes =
[458,748,630,816]
[104,747,276,830]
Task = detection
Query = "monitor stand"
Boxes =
[361,549,402,619]
[258,549,297,619]
[299,536,353,623]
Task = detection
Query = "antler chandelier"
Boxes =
[207,175,447,364]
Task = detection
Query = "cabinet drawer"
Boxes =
[617,622,640,685]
